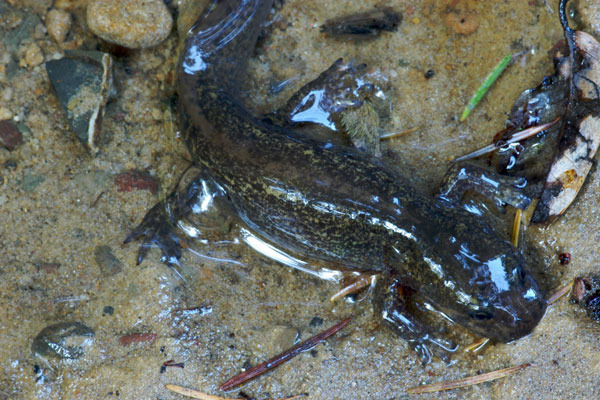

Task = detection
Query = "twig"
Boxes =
[454,117,560,162]
[406,363,533,394]
[219,316,352,391]
[511,209,522,247]
[463,337,490,353]
[330,275,374,302]
[548,279,575,306]
[459,54,512,122]
[379,127,418,140]
[166,385,305,400]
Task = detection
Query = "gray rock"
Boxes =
[94,245,123,276]
[31,322,95,359]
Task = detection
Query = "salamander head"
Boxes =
[438,243,548,343]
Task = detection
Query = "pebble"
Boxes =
[46,8,71,44]
[94,245,123,276]
[21,172,45,192]
[86,0,173,49]
[114,170,158,194]
[31,321,95,359]
[445,11,480,35]
[19,42,44,68]
[0,108,13,120]
[0,120,22,150]
[580,3,600,38]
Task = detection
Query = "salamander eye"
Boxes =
[514,267,527,283]
[471,311,493,320]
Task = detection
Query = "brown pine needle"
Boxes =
[548,279,575,306]
[166,385,240,400]
[165,385,304,400]
[511,209,522,247]
[454,117,560,162]
[330,274,374,302]
[219,316,352,391]
[464,337,490,353]
[379,127,418,140]
[406,363,533,394]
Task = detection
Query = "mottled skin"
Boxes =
[127,0,547,363]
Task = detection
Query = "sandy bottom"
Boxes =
[1,0,599,399]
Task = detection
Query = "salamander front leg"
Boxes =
[437,162,531,210]
[376,278,457,365]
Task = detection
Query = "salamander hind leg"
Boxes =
[375,277,458,365]
[124,169,230,266]
[124,193,182,266]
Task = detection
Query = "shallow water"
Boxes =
[1,0,599,399]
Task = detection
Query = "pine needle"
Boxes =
[511,209,522,247]
[459,53,512,122]
[165,385,304,400]
[463,337,490,353]
[379,126,418,140]
[454,117,560,162]
[219,316,352,391]
[330,274,374,302]
[548,280,575,306]
[406,363,533,394]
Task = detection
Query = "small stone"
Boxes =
[21,172,45,192]
[102,305,114,316]
[19,43,44,68]
[86,0,173,49]
[309,316,324,327]
[94,245,123,276]
[31,322,95,359]
[445,11,479,35]
[46,9,71,44]
[0,120,22,150]
[0,108,13,120]
[114,170,158,194]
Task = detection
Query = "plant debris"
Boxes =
[548,280,574,306]
[571,276,600,322]
[118,332,157,346]
[463,337,490,353]
[330,274,374,302]
[489,0,600,223]
[455,119,560,162]
[379,126,418,141]
[165,385,304,400]
[460,53,513,122]
[320,7,402,39]
[219,316,352,391]
[406,363,533,394]
[511,209,522,247]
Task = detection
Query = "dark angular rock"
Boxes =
[46,50,114,154]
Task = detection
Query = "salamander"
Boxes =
[126,0,547,363]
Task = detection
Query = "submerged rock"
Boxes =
[86,0,173,49]
[46,50,114,154]
[94,245,123,276]
[31,322,95,360]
